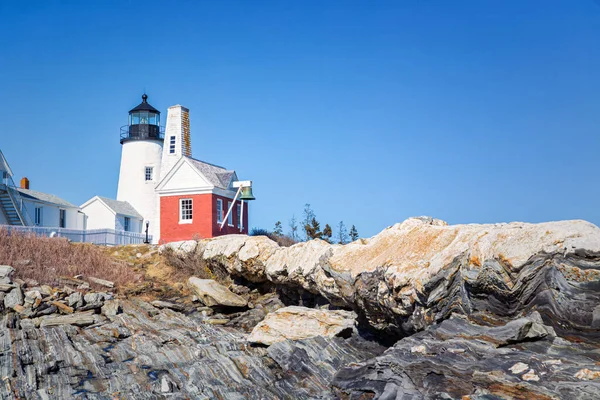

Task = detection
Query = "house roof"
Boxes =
[96,196,143,219]
[17,188,78,208]
[187,157,236,189]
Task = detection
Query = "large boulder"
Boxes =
[187,277,247,307]
[247,306,357,345]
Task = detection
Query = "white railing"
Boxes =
[0,225,151,246]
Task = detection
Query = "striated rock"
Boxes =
[150,300,184,312]
[164,218,600,340]
[0,300,379,399]
[248,306,357,345]
[187,277,247,307]
[39,312,96,327]
[0,283,14,292]
[4,287,23,310]
[332,313,600,399]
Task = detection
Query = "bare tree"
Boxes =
[288,215,298,241]
[337,221,349,244]
[302,204,316,241]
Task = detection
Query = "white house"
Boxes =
[17,185,84,230]
[0,150,83,229]
[80,196,144,233]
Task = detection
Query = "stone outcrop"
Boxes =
[163,218,600,339]
[247,306,357,345]
[332,312,600,398]
[0,299,380,399]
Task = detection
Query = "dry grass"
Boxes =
[0,228,140,290]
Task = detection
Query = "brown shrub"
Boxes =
[160,246,230,284]
[0,228,139,290]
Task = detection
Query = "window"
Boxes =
[227,201,233,226]
[124,217,130,232]
[180,199,192,222]
[59,209,66,228]
[236,204,241,229]
[34,207,42,226]
[216,199,223,223]
[145,166,153,181]
[169,136,176,154]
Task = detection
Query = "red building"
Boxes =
[156,156,249,243]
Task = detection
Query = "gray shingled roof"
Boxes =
[97,196,143,219]
[16,188,77,208]
[187,157,235,189]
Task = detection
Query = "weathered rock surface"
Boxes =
[188,277,248,307]
[163,218,600,339]
[332,312,600,399]
[248,306,357,345]
[0,300,380,399]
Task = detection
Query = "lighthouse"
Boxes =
[116,94,163,242]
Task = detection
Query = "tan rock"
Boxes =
[247,306,356,345]
[50,301,74,314]
[187,277,247,307]
[575,368,600,380]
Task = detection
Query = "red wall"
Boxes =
[160,193,248,243]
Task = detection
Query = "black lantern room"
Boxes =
[120,94,165,144]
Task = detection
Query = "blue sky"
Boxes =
[1,0,599,238]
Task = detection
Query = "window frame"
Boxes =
[123,216,130,232]
[179,198,193,224]
[59,209,66,228]
[216,199,223,224]
[169,136,176,154]
[34,207,42,226]
[236,203,241,229]
[145,166,153,181]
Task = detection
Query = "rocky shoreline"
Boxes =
[0,217,599,399]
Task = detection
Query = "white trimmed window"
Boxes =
[145,166,153,181]
[34,207,42,226]
[216,199,223,223]
[59,209,66,228]
[227,201,233,226]
[180,199,193,223]
[236,204,241,229]
[169,136,176,154]
[124,217,130,232]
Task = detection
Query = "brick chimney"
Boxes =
[20,177,29,189]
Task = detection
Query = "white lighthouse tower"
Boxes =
[116,94,163,242]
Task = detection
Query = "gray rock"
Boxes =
[24,290,42,307]
[150,300,184,312]
[4,287,23,310]
[101,299,122,317]
[188,277,247,307]
[0,265,14,282]
[84,292,105,304]
[39,313,96,327]
[333,314,600,399]
[67,291,83,308]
